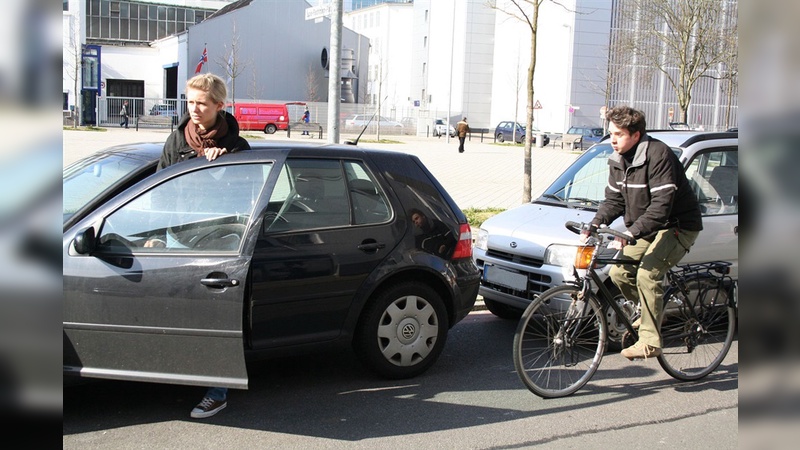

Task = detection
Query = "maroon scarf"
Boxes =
[184,113,229,157]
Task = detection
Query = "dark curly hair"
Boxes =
[605,106,646,136]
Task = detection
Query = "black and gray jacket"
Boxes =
[157,110,250,170]
[591,134,702,240]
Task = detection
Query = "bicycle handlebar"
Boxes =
[565,221,637,246]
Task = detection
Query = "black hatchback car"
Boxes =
[63,142,480,390]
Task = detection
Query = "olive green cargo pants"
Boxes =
[609,227,700,348]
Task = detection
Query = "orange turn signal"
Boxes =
[574,245,595,269]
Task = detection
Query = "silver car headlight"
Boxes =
[474,228,489,251]
[544,244,578,267]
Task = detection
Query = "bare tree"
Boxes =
[246,68,264,100]
[489,0,544,203]
[615,0,737,123]
[217,21,249,110]
[63,15,82,128]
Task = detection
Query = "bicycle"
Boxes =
[512,220,737,398]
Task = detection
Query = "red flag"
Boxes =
[194,46,208,74]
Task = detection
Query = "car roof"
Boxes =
[645,130,738,148]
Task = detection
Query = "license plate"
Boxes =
[483,265,528,291]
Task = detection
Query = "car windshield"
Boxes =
[538,143,614,208]
[539,143,684,208]
[63,153,153,224]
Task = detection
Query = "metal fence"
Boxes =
[94,97,464,136]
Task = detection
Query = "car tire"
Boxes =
[496,133,505,143]
[483,298,523,320]
[265,124,277,134]
[354,281,448,379]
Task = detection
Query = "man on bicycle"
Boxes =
[582,106,703,360]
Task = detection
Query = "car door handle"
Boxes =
[358,241,386,252]
[201,277,240,288]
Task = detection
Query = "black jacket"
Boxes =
[591,134,702,239]
[157,111,250,170]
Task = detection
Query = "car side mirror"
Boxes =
[73,227,96,255]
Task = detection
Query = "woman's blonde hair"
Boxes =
[186,73,227,105]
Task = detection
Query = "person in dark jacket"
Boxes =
[581,105,702,361]
[157,73,250,170]
[152,73,250,419]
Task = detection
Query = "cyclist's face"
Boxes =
[608,122,640,155]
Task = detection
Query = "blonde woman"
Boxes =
[157,73,249,170]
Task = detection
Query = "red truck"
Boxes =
[228,102,305,134]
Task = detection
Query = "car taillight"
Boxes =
[451,223,473,259]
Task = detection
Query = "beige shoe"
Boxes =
[621,341,661,360]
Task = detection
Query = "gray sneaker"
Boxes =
[190,397,227,419]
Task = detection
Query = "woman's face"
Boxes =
[186,87,223,130]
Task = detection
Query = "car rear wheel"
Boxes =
[496,133,505,143]
[354,281,448,379]
[264,124,277,134]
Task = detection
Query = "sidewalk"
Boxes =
[63,127,579,211]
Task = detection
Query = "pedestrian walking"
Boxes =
[301,106,310,136]
[456,117,470,153]
[120,100,129,129]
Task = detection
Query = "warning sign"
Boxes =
[533,100,543,109]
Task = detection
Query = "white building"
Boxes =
[63,0,735,132]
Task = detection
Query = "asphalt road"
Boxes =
[63,310,738,449]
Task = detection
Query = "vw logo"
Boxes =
[510,242,518,248]
[401,323,416,339]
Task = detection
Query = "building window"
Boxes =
[425,10,428,22]
[423,36,427,47]
[84,0,214,44]
[422,62,426,75]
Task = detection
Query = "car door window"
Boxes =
[97,163,271,253]
[264,159,391,232]
[685,147,738,216]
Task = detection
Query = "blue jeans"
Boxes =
[205,386,227,401]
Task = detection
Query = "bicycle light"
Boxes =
[574,245,595,269]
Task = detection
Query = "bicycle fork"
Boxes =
[554,290,591,366]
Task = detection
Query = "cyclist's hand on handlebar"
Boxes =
[578,223,598,243]
[608,230,634,250]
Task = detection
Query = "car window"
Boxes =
[96,163,272,253]
[542,143,613,203]
[63,153,151,224]
[592,128,604,137]
[684,147,738,216]
[264,159,390,232]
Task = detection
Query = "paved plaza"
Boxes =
[63,127,580,211]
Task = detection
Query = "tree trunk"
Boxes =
[523,2,540,204]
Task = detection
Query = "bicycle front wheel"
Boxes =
[513,285,606,398]
[658,275,736,380]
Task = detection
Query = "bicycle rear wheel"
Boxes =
[658,275,735,380]
[513,285,606,398]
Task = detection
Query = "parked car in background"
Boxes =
[494,121,550,146]
[433,118,456,137]
[64,142,480,390]
[149,103,179,125]
[345,114,404,130]
[150,104,177,117]
[473,130,738,347]
[566,126,604,149]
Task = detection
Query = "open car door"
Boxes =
[64,161,273,389]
